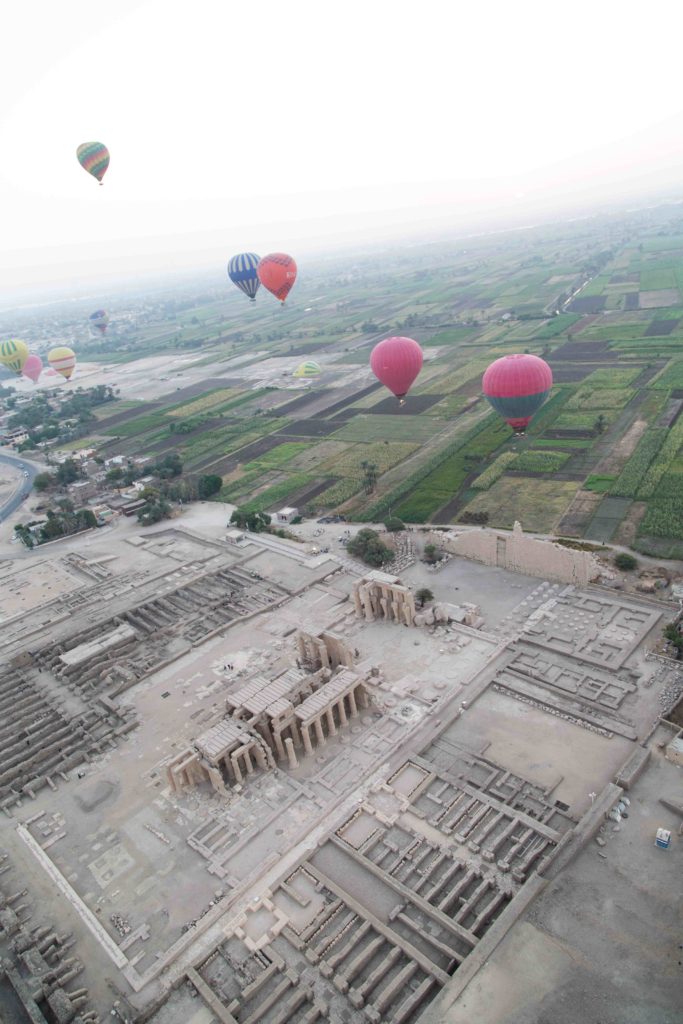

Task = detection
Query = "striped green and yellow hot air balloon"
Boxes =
[76,141,110,184]
[293,360,321,378]
[0,339,29,375]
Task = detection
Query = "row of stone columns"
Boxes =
[297,684,369,758]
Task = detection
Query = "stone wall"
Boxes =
[428,521,599,586]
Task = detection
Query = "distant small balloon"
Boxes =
[0,339,29,375]
[293,360,321,378]
[370,336,423,402]
[228,253,261,301]
[257,253,297,304]
[76,142,110,184]
[22,354,43,383]
[89,309,109,333]
[48,346,76,381]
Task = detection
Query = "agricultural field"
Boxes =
[12,202,683,554]
[458,477,579,533]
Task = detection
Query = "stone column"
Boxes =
[285,737,299,769]
[253,745,268,770]
[326,707,337,736]
[362,587,375,622]
[288,720,301,746]
[301,724,313,756]
[272,729,285,760]
[347,688,358,718]
[314,717,326,746]
[230,754,243,783]
[242,748,254,775]
[358,686,370,708]
[337,698,348,726]
[317,640,330,668]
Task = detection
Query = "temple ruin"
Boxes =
[167,644,372,792]
[353,571,416,625]
[0,518,680,1024]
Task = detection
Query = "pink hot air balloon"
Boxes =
[22,354,43,383]
[370,336,423,403]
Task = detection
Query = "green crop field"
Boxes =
[514,450,570,472]
[331,415,438,443]
[321,441,419,478]
[19,202,683,553]
[458,477,578,532]
[565,387,634,410]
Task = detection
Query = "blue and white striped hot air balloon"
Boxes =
[228,252,261,301]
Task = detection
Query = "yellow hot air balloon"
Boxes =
[0,339,29,375]
[48,346,76,381]
[293,360,321,378]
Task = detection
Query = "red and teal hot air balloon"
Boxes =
[76,142,110,184]
[482,353,552,433]
[370,336,423,404]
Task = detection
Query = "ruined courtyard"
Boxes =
[0,507,681,1024]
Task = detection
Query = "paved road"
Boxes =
[0,449,40,523]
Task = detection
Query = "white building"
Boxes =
[274,506,299,525]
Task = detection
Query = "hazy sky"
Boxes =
[3,0,683,291]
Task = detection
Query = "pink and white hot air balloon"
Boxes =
[22,354,43,384]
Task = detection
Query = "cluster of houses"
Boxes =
[62,451,158,523]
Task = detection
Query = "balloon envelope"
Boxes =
[22,354,43,383]
[228,253,261,300]
[257,253,297,303]
[0,339,29,375]
[482,353,553,432]
[76,142,110,183]
[293,360,321,378]
[89,309,109,333]
[370,336,423,399]
[48,346,76,381]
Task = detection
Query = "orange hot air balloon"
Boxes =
[257,253,297,304]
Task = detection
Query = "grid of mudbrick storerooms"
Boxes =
[392,753,572,886]
[192,935,328,1024]
[280,864,450,1023]
[190,864,454,1023]
[0,664,136,812]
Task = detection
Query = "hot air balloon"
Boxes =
[0,339,29,375]
[48,346,76,382]
[370,336,423,403]
[22,354,43,384]
[76,142,110,184]
[482,353,553,433]
[257,253,297,304]
[89,309,109,334]
[228,253,261,301]
[293,360,321,378]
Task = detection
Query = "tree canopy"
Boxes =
[230,508,271,532]
[347,528,393,567]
